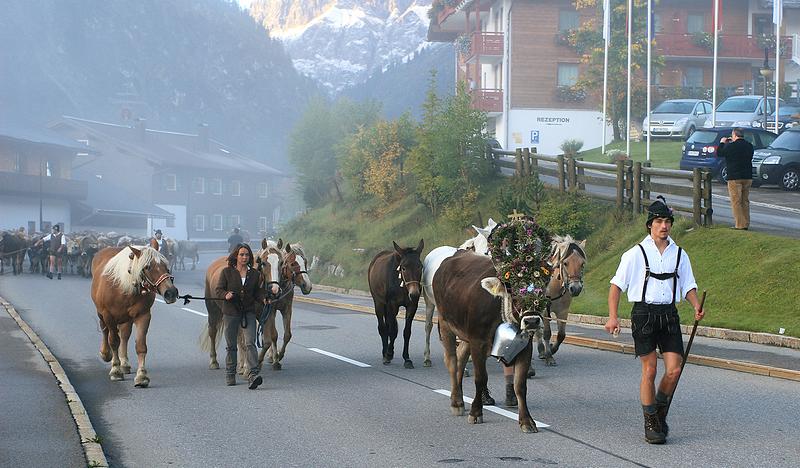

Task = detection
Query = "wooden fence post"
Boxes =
[515,148,523,177]
[530,147,538,175]
[557,155,566,192]
[624,160,634,211]
[692,168,702,225]
[522,148,531,177]
[642,161,651,205]
[704,169,714,226]
[616,160,625,210]
[633,161,642,215]
[567,157,577,191]
[577,157,585,191]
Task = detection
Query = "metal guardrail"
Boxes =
[486,147,713,226]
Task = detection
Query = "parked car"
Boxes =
[680,126,777,183]
[751,105,800,134]
[752,127,800,190]
[704,95,784,128]
[642,99,712,140]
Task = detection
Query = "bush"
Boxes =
[560,138,584,157]
[535,192,596,239]
[605,149,628,163]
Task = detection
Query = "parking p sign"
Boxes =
[531,130,540,144]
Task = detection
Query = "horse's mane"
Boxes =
[289,243,305,259]
[102,246,167,294]
[550,235,586,263]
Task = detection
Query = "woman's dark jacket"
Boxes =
[215,266,266,316]
[717,138,754,180]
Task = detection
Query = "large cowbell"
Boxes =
[490,322,531,365]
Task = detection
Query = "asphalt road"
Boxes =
[1,258,798,467]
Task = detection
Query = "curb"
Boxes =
[1,296,108,468]
[310,284,800,350]
[295,295,800,383]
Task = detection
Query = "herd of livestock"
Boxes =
[0,229,200,277]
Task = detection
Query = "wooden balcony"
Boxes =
[0,172,87,200]
[464,32,504,64]
[471,88,503,114]
[655,33,792,60]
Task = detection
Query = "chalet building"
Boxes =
[428,0,800,154]
[49,116,285,242]
[0,119,90,233]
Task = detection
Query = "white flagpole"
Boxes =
[646,0,652,161]
[602,0,610,153]
[712,0,719,127]
[626,0,632,158]
[775,0,783,132]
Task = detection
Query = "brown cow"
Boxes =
[433,250,540,433]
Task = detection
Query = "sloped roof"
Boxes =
[0,116,96,153]
[54,116,284,176]
[75,175,173,220]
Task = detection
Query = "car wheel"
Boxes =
[718,165,729,184]
[781,167,800,191]
[685,126,695,140]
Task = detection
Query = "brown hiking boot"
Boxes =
[643,410,666,444]
[226,374,236,386]
[504,383,518,407]
[248,375,263,390]
[480,388,495,406]
[656,403,669,437]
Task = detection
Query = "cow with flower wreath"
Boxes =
[432,217,552,433]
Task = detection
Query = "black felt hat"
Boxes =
[646,195,674,226]
[154,229,162,235]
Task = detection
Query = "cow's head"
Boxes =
[481,277,541,333]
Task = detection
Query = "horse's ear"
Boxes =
[129,246,142,258]
[277,238,284,250]
[579,239,587,249]
[285,243,292,254]
[392,241,402,257]
[417,238,424,253]
[261,238,268,250]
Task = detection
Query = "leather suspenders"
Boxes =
[637,244,682,304]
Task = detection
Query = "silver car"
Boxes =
[643,99,712,140]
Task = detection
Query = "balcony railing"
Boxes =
[655,33,793,59]
[0,172,87,199]
[469,31,503,58]
[471,88,503,113]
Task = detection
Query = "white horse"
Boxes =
[421,218,497,367]
[534,235,587,367]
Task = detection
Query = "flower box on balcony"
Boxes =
[555,85,586,102]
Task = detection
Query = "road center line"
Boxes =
[306,347,371,368]
[181,307,207,317]
[433,389,550,428]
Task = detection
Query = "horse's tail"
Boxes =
[198,320,226,354]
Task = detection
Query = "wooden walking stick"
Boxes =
[666,290,707,416]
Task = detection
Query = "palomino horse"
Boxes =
[433,250,541,433]
[257,239,313,371]
[91,245,178,387]
[367,239,424,368]
[199,249,280,370]
[535,235,587,366]
[421,219,497,367]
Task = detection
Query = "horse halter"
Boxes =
[128,254,173,295]
[547,244,585,302]
[396,264,420,288]
[256,251,283,299]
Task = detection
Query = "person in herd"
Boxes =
[151,229,165,251]
[35,224,67,280]
[215,243,266,389]
[227,227,243,253]
[604,196,705,444]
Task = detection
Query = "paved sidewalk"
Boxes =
[300,287,800,380]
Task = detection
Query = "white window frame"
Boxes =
[210,178,222,195]
[212,214,223,231]
[258,217,268,232]
[193,214,205,232]
[165,173,177,191]
[231,180,241,197]
[230,215,241,229]
[192,176,205,194]
[557,63,579,87]
[257,182,268,198]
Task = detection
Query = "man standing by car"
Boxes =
[717,127,754,230]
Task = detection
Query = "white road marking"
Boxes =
[712,193,800,214]
[433,389,550,428]
[181,307,207,317]
[306,348,371,368]
[154,298,165,304]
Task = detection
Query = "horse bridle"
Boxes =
[255,251,283,299]
[396,264,420,289]
[547,243,585,302]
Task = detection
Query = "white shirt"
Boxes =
[42,233,67,246]
[610,235,697,304]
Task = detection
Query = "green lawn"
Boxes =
[577,140,686,169]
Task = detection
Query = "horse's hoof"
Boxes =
[545,359,557,367]
[403,360,414,369]
[134,377,150,388]
[382,357,391,365]
[209,361,219,370]
[109,370,124,381]
[121,365,132,374]
[538,353,547,360]
[520,423,539,433]
[450,405,465,416]
[423,359,432,367]
[468,414,483,424]
[527,368,536,379]
[272,362,282,370]
[99,351,111,363]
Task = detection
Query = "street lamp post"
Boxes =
[760,48,773,122]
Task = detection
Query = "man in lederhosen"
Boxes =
[605,196,705,444]
[36,224,67,280]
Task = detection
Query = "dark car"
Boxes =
[751,105,800,134]
[752,127,800,190]
[680,127,777,183]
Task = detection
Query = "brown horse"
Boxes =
[367,239,424,368]
[433,250,541,433]
[199,248,280,370]
[91,245,178,387]
[257,239,313,371]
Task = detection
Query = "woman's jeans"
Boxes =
[223,312,259,378]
